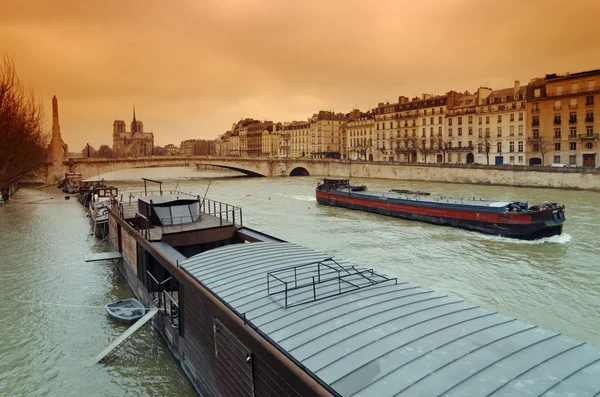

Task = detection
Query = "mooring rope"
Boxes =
[9,298,160,311]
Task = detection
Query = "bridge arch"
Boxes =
[289,167,310,176]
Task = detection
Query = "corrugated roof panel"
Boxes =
[180,241,600,397]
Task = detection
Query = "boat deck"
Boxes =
[119,201,234,241]
[332,187,513,208]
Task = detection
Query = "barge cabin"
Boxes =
[107,186,600,397]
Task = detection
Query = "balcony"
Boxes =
[579,133,599,140]
[585,116,594,123]
[527,137,540,143]
[569,117,577,124]
[531,121,540,126]
[553,119,562,125]
[446,145,474,152]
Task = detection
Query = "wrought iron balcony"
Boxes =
[585,116,594,123]
[579,133,599,140]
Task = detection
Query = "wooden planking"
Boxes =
[93,308,159,364]
[84,252,123,262]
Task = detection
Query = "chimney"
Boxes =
[514,80,520,95]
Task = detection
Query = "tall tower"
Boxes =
[48,96,69,182]
[130,105,143,134]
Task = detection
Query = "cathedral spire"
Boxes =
[133,105,137,122]
[132,105,138,133]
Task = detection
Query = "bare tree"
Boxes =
[394,134,416,162]
[357,137,372,161]
[434,135,449,163]
[0,56,49,191]
[417,138,437,163]
[93,145,115,158]
[538,136,554,165]
[152,145,168,156]
[478,131,493,165]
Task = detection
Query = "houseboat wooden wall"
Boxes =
[107,209,332,397]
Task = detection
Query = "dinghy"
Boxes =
[105,298,146,323]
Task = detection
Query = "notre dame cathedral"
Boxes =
[112,107,154,156]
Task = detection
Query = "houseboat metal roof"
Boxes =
[138,194,199,206]
[180,242,600,397]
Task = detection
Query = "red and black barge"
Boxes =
[316,179,565,240]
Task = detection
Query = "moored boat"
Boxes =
[316,179,565,240]
[89,186,119,239]
[106,298,146,322]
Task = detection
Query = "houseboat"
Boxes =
[104,179,599,396]
[59,172,82,194]
[316,179,565,240]
[89,186,119,239]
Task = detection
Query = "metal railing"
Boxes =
[267,258,397,309]
[200,198,243,227]
[146,271,179,328]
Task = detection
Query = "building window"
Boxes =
[518,155,523,164]
[586,110,594,122]
[554,142,561,151]
[458,127,463,136]
[458,117,462,125]
[572,82,579,93]
[485,127,490,137]
[448,128,453,137]
[587,126,594,137]
[554,128,561,139]
[438,116,442,124]
[570,98,577,108]
[569,142,576,151]
[518,141,523,152]
[533,143,540,152]
[430,117,434,125]
[486,116,490,124]
[468,115,473,124]
[509,156,515,164]
[510,113,515,122]
[532,103,540,112]
[570,127,577,138]
[519,112,523,121]
[510,126,515,136]
[569,112,577,123]
[518,125,524,136]
[448,118,453,126]
[468,127,473,135]
[586,95,595,106]
[458,141,463,148]
[554,155,561,163]
[497,127,502,137]
[569,155,576,165]
[586,142,593,149]
[477,143,483,153]
[554,114,561,125]
[532,115,540,126]
[534,88,541,98]
[478,128,483,138]
[478,117,482,125]
[554,100,561,110]
[438,126,442,136]
[448,153,452,162]
[509,141,515,152]
[497,115,502,123]
[497,142,502,153]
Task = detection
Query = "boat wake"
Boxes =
[476,233,572,245]
[275,193,316,202]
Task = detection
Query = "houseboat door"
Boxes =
[213,319,254,396]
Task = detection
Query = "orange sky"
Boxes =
[1,0,600,151]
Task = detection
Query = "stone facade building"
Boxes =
[347,110,374,161]
[112,107,154,157]
[527,70,600,167]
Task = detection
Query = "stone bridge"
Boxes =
[60,155,600,190]
[64,156,337,180]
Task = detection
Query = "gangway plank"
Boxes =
[84,252,123,262]
[93,308,159,364]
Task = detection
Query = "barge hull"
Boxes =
[316,192,563,240]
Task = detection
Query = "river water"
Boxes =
[1,166,599,396]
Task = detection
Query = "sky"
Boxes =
[1,0,600,151]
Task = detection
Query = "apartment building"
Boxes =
[347,110,374,161]
[287,121,311,158]
[309,111,345,159]
[527,69,600,166]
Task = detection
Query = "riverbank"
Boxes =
[327,161,600,191]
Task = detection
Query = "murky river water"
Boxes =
[1,166,599,396]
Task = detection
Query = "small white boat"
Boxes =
[106,298,146,323]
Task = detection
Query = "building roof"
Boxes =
[180,241,600,397]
